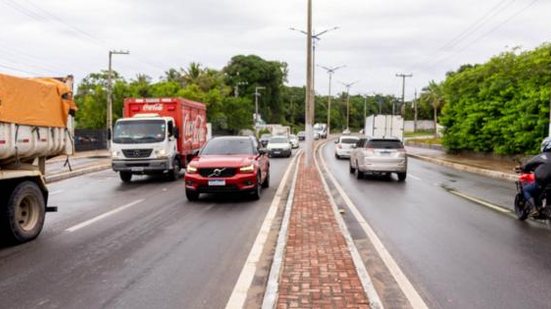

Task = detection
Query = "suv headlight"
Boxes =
[186,165,197,173]
[240,164,255,173]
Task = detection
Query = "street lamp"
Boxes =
[254,86,266,132]
[341,81,358,131]
[319,65,345,137]
[107,49,129,149]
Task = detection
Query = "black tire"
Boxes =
[355,163,364,179]
[120,172,132,183]
[398,172,407,182]
[262,170,270,188]
[335,153,340,160]
[251,173,262,200]
[514,193,529,221]
[168,159,181,181]
[186,189,199,201]
[349,161,356,174]
[0,181,45,245]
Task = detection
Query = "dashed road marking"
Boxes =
[65,199,144,232]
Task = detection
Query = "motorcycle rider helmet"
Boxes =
[541,137,551,152]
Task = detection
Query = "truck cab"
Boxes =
[111,114,181,182]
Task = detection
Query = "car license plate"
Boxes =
[208,180,226,186]
[131,167,144,172]
[274,151,281,154]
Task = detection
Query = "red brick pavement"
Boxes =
[276,158,370,309]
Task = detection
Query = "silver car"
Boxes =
[349,137,407,181]
[334,136,360,159]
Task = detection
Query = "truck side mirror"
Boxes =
[168,121,174,137]
[173,127,179,139]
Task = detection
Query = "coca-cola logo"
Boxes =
[142,104,163,112]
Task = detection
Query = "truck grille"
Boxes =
[122,149,153,158]
[198,168,237,178]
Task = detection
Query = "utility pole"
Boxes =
[341,81,358,131]
[396,73,413,115]
[304,0,314,167]
[319,65,345,137]
[107,50,129,149]
[254,86,266,133]
[363,94,368,123]
[414,89,418,132]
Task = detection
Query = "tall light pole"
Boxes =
[396,73,413,115]
[304,0,314,167]
[341,81,358,131]
[107,50,129,149]
[254,86,266,133]
[319,65,345,137]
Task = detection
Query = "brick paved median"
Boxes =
[277,158,370,308]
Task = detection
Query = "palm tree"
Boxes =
[424,81,444,137]
[182,62,204,85]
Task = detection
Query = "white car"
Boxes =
[334,136,360,159]
[349,137,407,181]
[267,136,292,157]
[289,134,299,149]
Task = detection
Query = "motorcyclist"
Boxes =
[520,137,551,213]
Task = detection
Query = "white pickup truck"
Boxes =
[0,74,76,245]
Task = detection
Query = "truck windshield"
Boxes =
[113,120,166,144]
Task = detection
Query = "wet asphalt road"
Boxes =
[0,153,295,309]
[322,143,551,308]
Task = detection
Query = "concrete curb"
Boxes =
[45,163,111,183]
[408,153,517,182]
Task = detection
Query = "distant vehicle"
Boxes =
[314,132,321,140]
[349,137,407,181]
[314,123,328,139]
[267,136,292,158]
[297,131,306,141]
[334,136,360,159]
[259,134,272,147]
[289,134,299,149]
[111,98,207,183]
[364,115,404,141]
[342,129,351,135]
[184,136,270,201]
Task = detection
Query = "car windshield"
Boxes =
[260,134,271,139]
[366,140,403,149]
[340,138,359,144]
[200,138,255,155]
[269,137,289,143]
[113,120,166,144]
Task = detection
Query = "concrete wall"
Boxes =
[404,120,434,132]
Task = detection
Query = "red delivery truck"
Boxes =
[111,98,207,183]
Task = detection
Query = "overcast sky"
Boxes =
[0,0,549,100]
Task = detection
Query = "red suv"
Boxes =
[184,136,270,201]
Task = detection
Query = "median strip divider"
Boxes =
[65,199,144,232]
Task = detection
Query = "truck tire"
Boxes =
[120,172,132,183]
[167,159,181,181]
[0,181,46,245]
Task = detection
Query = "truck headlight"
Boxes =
[240,164,255,173]
[154,149,167,158]
[112,151,122,159]
[186,165,197,173]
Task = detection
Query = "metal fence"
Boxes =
[74,129,107,152]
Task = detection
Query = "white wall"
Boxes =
[404,120,434,132]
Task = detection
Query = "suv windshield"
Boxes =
[340,138,359,144]
[269,137,289,144]
[200,138,255,155]
[366,139,403,149]
[113,120,166,144]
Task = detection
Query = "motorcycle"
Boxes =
[514,169,551,221]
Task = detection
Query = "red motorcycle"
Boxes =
[514,170,551,221]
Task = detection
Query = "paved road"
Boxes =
[0,153,295,308]
[322,142,551,308]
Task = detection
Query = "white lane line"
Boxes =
[409,174,422,181]
[225,151,301,309]
[49,190,64,196]
[316,146,383,309]
[65,199,144,232]
[320,144,429,309]
[261,154,300,309]
[448,190,511,214]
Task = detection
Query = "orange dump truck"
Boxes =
[0,73,76,245]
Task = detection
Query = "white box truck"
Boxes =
[0,74,76,245]
[364,115,404,140]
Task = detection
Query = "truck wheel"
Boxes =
[168,160,181,181]
[120,172,132,183]
[0,181,45,245]
[397,172,407,182]
[186,189,199,201]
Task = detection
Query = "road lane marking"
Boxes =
[448,190,511,214]
[65,199,144,232]
[225,150,301,309]
[320,143,429,309]
[315,145,383,309]
[409,174,422,181]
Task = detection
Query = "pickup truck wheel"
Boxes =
[0,181,45,245]
[168,160,181,181]
[120,172,132,183]
[185,189,199,201]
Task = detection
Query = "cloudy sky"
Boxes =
[0,0,549,100]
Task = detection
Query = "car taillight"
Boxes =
[364,148,374,155]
